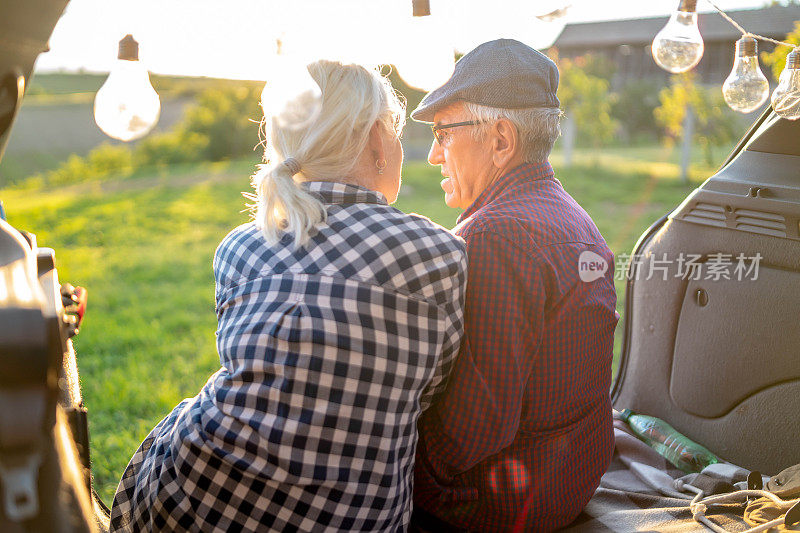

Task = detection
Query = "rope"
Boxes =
[754,35,800,50]
[703,0,748,35]
[676,482,800,533]
[703,0,798,50]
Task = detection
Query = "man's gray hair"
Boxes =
[463,102,563,163]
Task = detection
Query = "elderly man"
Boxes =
[410,39,619,531]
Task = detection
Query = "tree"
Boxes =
[611,80,663,142]
[554,53,618,148]
[568,53,617,84]
[655,74,739,167]
[761,21,800,80]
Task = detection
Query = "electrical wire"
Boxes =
[674,480,800,533]
[704,0,798,50]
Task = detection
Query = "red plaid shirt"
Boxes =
[414,162,618,532]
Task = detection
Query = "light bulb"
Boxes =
[94,35,161,142]
[652,0,704,74]
[722,36,769,114]
[412,0,430,16]
[393,16,455,91]
[771,49,800,120]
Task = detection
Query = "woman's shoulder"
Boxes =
[375,208,468,304]
[216,221,260,251]
[213,222,262,275]
[212,208,467,296]
[328,205,467,301]
[346,204,466,255]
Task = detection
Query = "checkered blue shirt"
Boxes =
[109,181,467,532]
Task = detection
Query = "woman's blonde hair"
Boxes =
[251,60,405,247]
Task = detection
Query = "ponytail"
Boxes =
[252,160,326,247]
[251,59,405,248]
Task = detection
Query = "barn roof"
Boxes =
[552,6,800,49]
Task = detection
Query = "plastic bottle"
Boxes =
[619,409,721,473]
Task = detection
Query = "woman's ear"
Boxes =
[491,118,520,168]
[368,121,386,163]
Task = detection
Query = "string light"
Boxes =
[94,35,161,142]
[393,4,455,91]
[412,0,430,16]
[652,0,704,73]
[771,49,800,120]
[722,36,770,113]
[651,0,800,117]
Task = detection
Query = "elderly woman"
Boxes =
[109,60,467,532]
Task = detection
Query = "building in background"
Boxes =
[551,5,800,89]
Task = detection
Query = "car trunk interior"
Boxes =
[613,111,800,476]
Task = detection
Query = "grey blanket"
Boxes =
[565,412,770,532]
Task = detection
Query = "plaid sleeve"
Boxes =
[211,225,244,311]
[417,229,547,479]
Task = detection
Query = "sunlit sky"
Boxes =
[35,0,766,81]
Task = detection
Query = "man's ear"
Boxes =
[490,118,520,168]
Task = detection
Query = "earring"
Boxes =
[376,159,387,174]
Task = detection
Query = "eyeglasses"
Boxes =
[430,120,482,145]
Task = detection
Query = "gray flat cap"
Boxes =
[411,38,560,123]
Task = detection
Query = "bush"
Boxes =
[43,154,91,186]
[42,144,132,186]
[86,143,133,176]
[180,86,263,161]
[133,130,209,167]
[19,83,266,188]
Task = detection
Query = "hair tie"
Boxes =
[283,157,302,176]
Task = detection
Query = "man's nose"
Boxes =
[428,141,443,165]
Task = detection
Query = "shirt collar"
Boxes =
[457,161,555,223]
[301,181,388,206]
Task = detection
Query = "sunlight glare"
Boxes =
[34,0,766,81]
[392,15,455,91]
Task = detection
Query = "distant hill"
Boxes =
[1,73,268,184]
[2,70,432,185]
[28,71,265,98]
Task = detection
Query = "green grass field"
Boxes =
[0,147,728,504]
